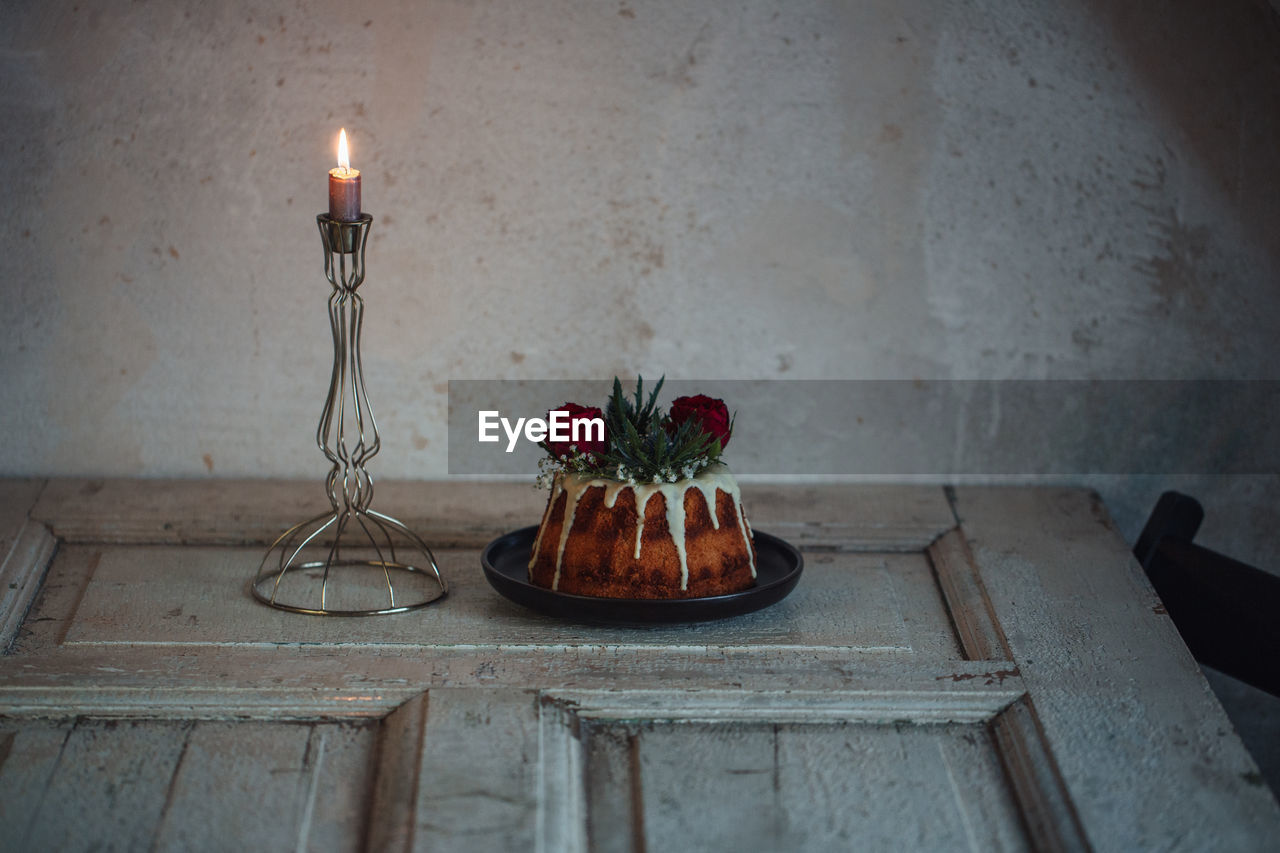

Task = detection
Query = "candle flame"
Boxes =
[337,128,350,171]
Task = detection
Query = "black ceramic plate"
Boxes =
[480,526,803,626]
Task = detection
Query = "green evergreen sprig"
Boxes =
[604,375,664,440]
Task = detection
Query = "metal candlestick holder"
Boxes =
[251,213,448,615]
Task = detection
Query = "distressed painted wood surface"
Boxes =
[31,478,547,549]
[0,717,377,852]
[30,478,955,550]
[951,486,1280,850]
[1,478,1277,851]
[0,479,53,652]
[50,547,957,654]
[602,718,1029,852]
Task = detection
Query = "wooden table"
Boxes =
[0,479,1276,851]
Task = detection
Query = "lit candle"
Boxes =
[328,128,361,221]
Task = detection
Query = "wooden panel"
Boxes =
[404,689,542,851]
[150,720,376,852]
[928,528,1012,662]
[580,719,1029,853]
[6,719,190,851]
[990,698,1088,853]
[0,479,52,652]
[740,482,956,550]
[365,693,429,852]
[550,682,1022,726]
[952,486,1280,849]
[0,660,1025,722]
[31,479,954,551]
[583,725,644,853]
[32,479,547,549]
[0,717,377,852]
[5,538,1015,719]
[0,691,1042,853]
[0,521,56,653]
[0,720,77,844]
[5,478,1278,849]
[538,695,591,852]
[45,547,959,659]
[366,687,1032,853]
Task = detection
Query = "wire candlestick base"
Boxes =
[251,213,447,616]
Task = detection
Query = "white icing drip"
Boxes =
[686,478,722,530]
[602,481,626,509]
[551,479,586,590]
[633,488,652,559]
[540,465,754,589]
[735,495,757,578]
[666,484,689,588]
[691,467,756,579]
[528,475,563,570]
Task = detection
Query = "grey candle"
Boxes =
[327,128,361,222]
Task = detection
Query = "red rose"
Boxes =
[545,403,608,459]
[667,394,732,449]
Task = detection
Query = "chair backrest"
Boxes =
[1134,491,1203,569]
[1134,491,1280,698]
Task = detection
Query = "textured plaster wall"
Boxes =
[1,0,1278,563]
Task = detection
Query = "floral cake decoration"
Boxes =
[535,377,734,489]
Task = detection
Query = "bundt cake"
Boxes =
[528,464,756,599]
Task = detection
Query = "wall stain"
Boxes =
[1071,318,1100,354]
[1141,215,1212,316]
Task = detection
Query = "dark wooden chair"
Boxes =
[1134,491,1280,698]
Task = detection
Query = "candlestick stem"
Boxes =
[251,214,447,615]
